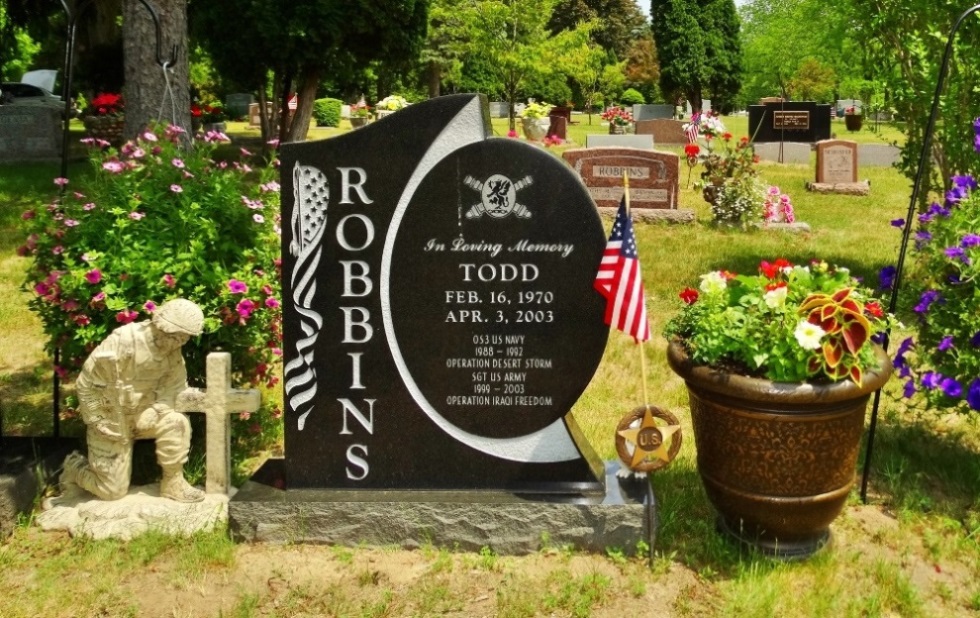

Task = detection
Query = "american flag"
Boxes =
[594,198,650,342]
[685,112,701,143]
[285,162,328,430]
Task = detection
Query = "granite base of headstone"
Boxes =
[0,107,62,161]
[0,436,79,538]
[806,181,870,196]
[754,221,813,233]
[230,460,647,553]
[230,93,646,554]
[585,134,653,149]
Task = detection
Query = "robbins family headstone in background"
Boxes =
[808,139,869,196]
[562,147,694,223]
[0,107,61,161]
[230,94,646,552]
[748,101,832,143]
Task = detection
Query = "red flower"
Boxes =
[765,281,787,292]
[684,143,700,157]
[679,287,699,304]
[760,258,792,279]
[191,104,203,118]
[865,301,884,318]
[722,132,733,141]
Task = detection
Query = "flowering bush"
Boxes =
[19,123,284,458]
[601,106,633,127]
[86,93,124,117]
[888,118,980,411]
[191,102,227,124]
[763,185,796,224]
[665,259,892,384]
[376,95,409,111]
[682,110,727,140]
[688,113,764,227]
[519,101,554,119]
[711,176,768,226]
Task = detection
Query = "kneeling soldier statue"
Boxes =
[61,299,206,502]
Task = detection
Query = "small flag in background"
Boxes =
[594,197,651,342]
[685,112,701,143]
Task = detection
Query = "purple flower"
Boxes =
[944,246,968,262]
[961,234,980,248]
[915,230,932,249]
[945,185,968,207]
[228,279,248,294]
[938,335,955,352]
[941,377,963,398]
[913,289,941,314]
[972,331,980,347]
[903,379,917,398]
[952,174,977,191]
[967,379,980,410]
[921,371,943,390]
[975,133,980,154]
[890,218,905,228]
[879,265,897,290]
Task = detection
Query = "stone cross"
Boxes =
[175,352,261,495]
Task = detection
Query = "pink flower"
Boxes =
[53,177,69,187]
[253,214,265,223]
[129,212,145,220]
[236,298,256,318]
[21,210,35,220]
[34,282,50,296]
[171,158,185,169]
[228,279,248,294]
[272,407,282,420]
[239,411,251,421]
[64,219,80,227]
[91,291,106,304]
[73,192,85,199]
[83,202,96,211]
[507,130,518,138]
[162,273,176,288]
[262,285,274,296]
[54,365,68,379]
[170,184,183,193]
[182,170,195,179]
[267,138,280,149]
[240,147,253,157]
[61,299,80,312]
[260,181,280,193]
[52,245,64,255]
[102,161,124,174]
[141,131,158,142]
[73,314,91,326]
[116,309,138,324]
[131,147,146,159]
[84,269,102,284]
[143,301,157,312]
[265,297,280,309]
[272,347,282,357]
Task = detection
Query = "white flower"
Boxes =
[794,320,826,350]
[764,286,788,308]
[699,271,728,294]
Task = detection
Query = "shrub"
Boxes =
[620,88,646,106]
[19,124,284,460]
[313,97,342,127]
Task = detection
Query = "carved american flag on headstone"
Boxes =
[285,162,328,430]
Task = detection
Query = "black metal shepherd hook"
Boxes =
[860,3,980,503]
[46,0,177,438]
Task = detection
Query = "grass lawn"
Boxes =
[1,115,979,617]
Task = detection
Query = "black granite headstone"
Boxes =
[280,94,608,494]
[748,102,831,143]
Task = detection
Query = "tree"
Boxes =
[192,1,430,143]
[421,0,473,98]
[123,0,191,139]
[549,0,647,59]
[623,34,660,103]
[650,0,741,113]
[466,0,591,130]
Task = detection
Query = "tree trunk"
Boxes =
[286,66,321,143]
[122,0,191,140]
[277,70,294,145]
[427,61,441,99]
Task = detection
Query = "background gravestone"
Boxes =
[635,119,687,144]
[0,107,61,161]
[563,147,679,210]
[278,94,607,492]
[632,104,674,121]
[748,102,831,143]
[816,139,858,183]
[225,93,254,120]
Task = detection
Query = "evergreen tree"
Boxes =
[650,0,740,113]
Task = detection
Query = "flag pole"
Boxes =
[623,172,651,408]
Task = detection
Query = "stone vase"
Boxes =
[350,116,370,128]
[608,123,625,135]
[666,340,892,559]
[844,114,863,132]
[521,117,549,141]
[83,115,125,145]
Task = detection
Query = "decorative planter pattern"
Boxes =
[667,340,892,559]
[521,117,550,141]
[83,116,125,145]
